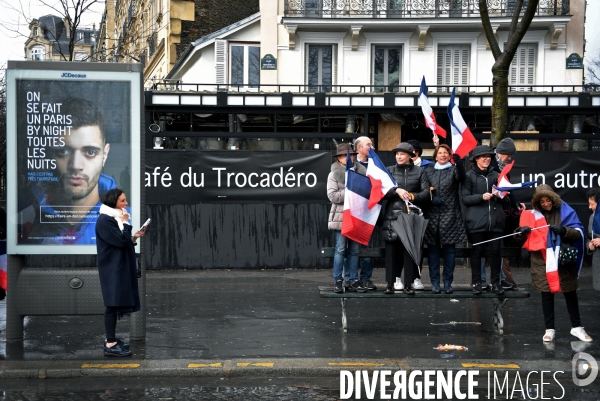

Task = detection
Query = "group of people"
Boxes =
[328,137,593,343]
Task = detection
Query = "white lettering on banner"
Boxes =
[521,172,600,190]
[180,167,204,188]
[212,167,318,189]
[145,166,320,190]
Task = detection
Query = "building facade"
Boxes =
[25,15,97,61]
[137,0,599,270]
[95,0,260,86]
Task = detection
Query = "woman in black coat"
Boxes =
[96,189,146,357]
[382,142,430,294]
[461,145,505,295]
[423,144,467,294]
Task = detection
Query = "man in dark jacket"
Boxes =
[491,137,524,290]
[382,142,430,294]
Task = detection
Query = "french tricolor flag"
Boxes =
[366,148,397,209]
[492,160,537,199]
[0,240,6,292]
[418,77,446,138]
[447,88,478,159]
[520,203,585,292]
[341,152,380,246]
[520,210,561,292]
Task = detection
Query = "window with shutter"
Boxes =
[229,43,260,90]
[437,44,469,92]
[215,39,228,85]
[509,43,536,91]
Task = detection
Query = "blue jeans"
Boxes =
[333,230,359,283]
[428,243,456,286]
[481,258,506,283]
[360,258,374,282]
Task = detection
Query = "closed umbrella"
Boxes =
[390,201,428,271]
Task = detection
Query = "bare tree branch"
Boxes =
[478,0,501,59]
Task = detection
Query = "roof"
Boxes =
[166,12,261,79]
[34,14,97,56]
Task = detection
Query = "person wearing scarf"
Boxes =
[461,145,506,295]
[96,188,146,357]
[423,144,466,294]
[516,184,591,343]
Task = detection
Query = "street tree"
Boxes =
[586,50,600,85]
[0,0,100,62]
[479,0,540,147]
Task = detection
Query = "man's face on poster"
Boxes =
[53,125,110,202]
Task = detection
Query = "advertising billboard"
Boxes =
[6,62,142,254]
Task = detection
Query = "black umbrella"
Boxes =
[390,201,429,271]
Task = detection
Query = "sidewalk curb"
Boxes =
[0,358,575,380]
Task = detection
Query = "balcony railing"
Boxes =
[148,31,157,58]
[284,0,570,18]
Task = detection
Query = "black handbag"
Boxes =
[558,242,578,265]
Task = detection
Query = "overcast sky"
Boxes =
[0,1,599,81]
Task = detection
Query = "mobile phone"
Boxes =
[139,218,152,231]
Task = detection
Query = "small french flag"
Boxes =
[492,160,537,199]
[341,152,380,246]
[418,77,446,138]
[366,148,397,209]
[447,88,478,159]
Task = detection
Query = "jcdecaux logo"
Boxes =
[60,72,86,78]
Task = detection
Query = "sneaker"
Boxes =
[501,280,515,290]
[104,338,130,351]
[570,327,592,342]
[394,277,404,290]
[413,278,424,290]
[362,280,377,291]
[104,343,132,357]
[480,283,490,291]
[491,283,505,295]
[444,284,453,295]
[472,283,482,295]
[431,283,441,294]
[571,341,592,352]
[384,283,395,294]
[334,280,344,294]
[543,329,555,342]
[404,286,415,295]
[349,280,368,293]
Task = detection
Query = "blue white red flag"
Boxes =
[520,202,585,292]
[341,152,380,245]
[447,88,478,159]
[0,240,6,291]
[418,77,446,138]
[492,160,537,198]
[366,148,397,209]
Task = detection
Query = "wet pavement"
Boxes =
[0,266,598,395]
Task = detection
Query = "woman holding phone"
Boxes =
[96,188,147,357]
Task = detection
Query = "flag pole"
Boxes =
[472,225,550,246]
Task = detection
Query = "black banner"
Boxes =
[145,151,331,204]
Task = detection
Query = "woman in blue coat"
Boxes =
[96,189,146,357]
